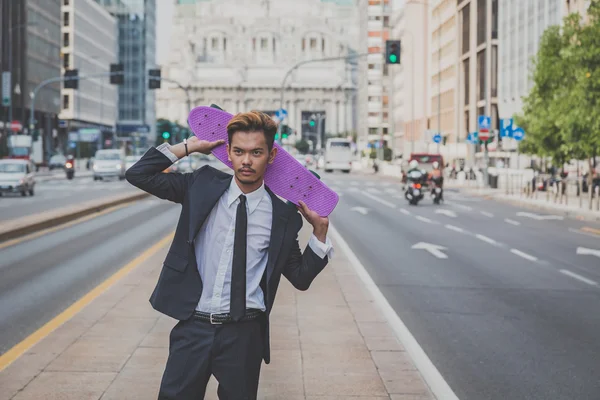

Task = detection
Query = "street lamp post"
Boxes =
[6,22,35,135]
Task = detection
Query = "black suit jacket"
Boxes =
[125,148,329,363]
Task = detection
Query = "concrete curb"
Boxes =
[36,172,94,183]
[0,191,150,242]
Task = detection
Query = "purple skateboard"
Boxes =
[188,106,339,217]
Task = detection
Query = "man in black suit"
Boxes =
[126,110,333,400]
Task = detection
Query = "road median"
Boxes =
[0,191,150,242]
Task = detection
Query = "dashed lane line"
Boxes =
[362,191,397,208]
[505,218,521,226]
[510,249,538,262]
[560,270,598,286]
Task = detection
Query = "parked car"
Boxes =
[0,159,36,196]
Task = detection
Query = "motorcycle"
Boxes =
[431,176,443,204]
[65,160,75,180]
[405,181,424,205]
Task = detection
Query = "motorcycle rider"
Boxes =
[406,160,425,184]
[429,161,444,201]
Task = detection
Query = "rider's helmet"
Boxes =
[432,161,439,169]
[409,160,419,169]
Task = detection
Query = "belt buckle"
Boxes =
[209,313,222,325]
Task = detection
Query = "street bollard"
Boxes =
[596,186,599,211]
[579,178,583,209]
[590,182,594,211]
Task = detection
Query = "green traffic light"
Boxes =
[389,54,397,63]
[309,120,315,127]
[162,131,170,139]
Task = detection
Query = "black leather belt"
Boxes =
[193,309,264,324]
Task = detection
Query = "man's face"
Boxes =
[227,130,277,186]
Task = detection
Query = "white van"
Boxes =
[93,149,126,180]
[323,138,353,173]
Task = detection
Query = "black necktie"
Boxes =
[230,194,247,321]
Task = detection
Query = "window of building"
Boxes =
[322,38,325,52]
[63,32,69,47]
[310,38,317,49]
[63,95,69,109]
[64,0,69,5]
[63,53,70,69]
[491,45,498,97]
[464,110,469,135]
[461,3,470,55]
[261,38,268,49]
[477,0,486,45]
[477,49,485,101]
[212,37,218,50]
[463,58,469,105]
[223,38,227,51]
[253,38,256,50]
[63,12,69,27]
[302,38,306,51]
[272,38,276,54]
[383,16,389,27]
[491,0,498,39]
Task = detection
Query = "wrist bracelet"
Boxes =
[183,138,189,157]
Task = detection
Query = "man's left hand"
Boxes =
[297,200,329,243]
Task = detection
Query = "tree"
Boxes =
[295,139,310,154]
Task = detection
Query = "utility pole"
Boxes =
[437,8,441,155]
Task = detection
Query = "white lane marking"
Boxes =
[480,211,494,218]
[475,234,498,246]
[415,215,434,224]
[362,191,397,208]
[412,242,448,259]
[516,211,564,221]
[560,270,598,286]
[367,187,382,194]
[447,202,472,211]
[510,249,538,262]
[576,247,600,259]
[328,225,460,400]
[568,228,600,239]
[505,218,520,226]
[399,208,411,215]
[384,188,399,194]
[445,224,465,233]
[435,209,457,218]
[351,206,369,215]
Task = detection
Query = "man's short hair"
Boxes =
[226,111,278,151]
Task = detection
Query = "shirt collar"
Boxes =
[227,178,267,215]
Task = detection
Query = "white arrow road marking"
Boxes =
[399,208,411,215]
[480,211,494,218]
[560,270,598,286]
[516,211,564,221]
[435,209,457,218]
[351,206,369,215]
[362,191,397,208]
[505,218,520,226]
[510,249,538,262]
[416,216,434,224]
[475,234,498,246]
[445,224,465,233]
[576,247,600,258]
[412,242,448,259]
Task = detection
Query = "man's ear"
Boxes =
[268,147,278,164]
[226,144,231,162]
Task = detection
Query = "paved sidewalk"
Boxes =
[0,225,435,400]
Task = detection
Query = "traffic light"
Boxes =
[385,40,401,64]
[148,68,161,89]
[162,131,171,140]
[110,63,124,85]
[309,118,316,128]
[282,125,292,139]
[64,69,79,89]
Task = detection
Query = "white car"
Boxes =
[0,159,36,196]
[93,149,126,180]
[125,155,141,170]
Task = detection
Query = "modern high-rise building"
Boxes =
[0,0,61,160]
[390,0,430,157]
[498,0,590,127]
[96,0,157,148]
[457,0,499,160]
[357,0,392,153]
[60,0,118,143]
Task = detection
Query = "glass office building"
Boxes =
[95,0,156,145]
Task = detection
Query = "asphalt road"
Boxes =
[0,176,138,221]
[0,198,180,355]
[322,171,600,400]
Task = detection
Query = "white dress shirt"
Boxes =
[157,143,334,313]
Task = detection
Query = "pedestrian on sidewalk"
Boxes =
[126,110,334,400]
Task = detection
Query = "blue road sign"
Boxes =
[275,108,288,120]
[433,133,442,143]
[512,127,525,141]
[466,132,478,144]
[478,115,491,130]
[500,118,513,137]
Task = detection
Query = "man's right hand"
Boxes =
[167,137,225,159]
[187,136,225,155]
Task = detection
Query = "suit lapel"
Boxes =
[188,173,233,243]
[266,187,290,284]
